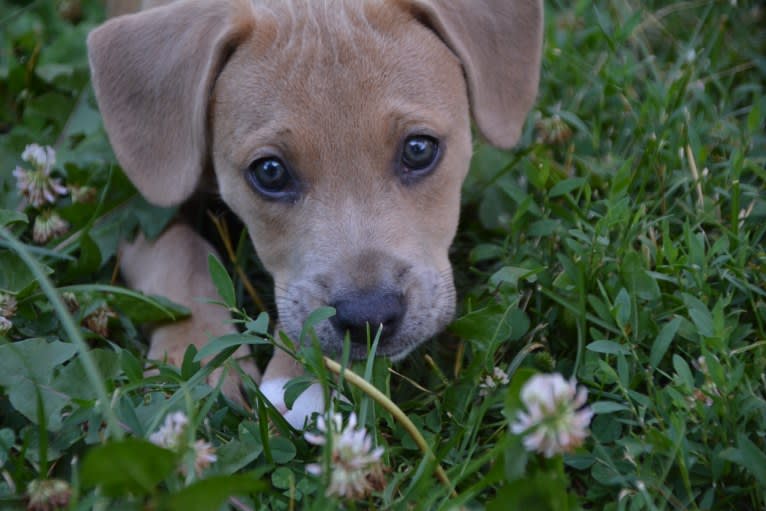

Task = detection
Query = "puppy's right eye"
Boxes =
[245,157,297,201]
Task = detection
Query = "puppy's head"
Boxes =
[88,0,542,359]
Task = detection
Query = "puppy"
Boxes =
[88,0,542,427]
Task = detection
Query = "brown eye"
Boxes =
[401,135,439,171]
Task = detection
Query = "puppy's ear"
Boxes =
[88,0,255,205]
[402,0,543,149]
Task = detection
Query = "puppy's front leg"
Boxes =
[120,223,259,402]
[260,344,325,429]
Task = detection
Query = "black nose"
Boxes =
[330,289,404,344]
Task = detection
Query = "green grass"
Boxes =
[1,0,765,509]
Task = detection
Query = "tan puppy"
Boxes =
[88,0,542,427]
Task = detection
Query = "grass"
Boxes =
[1,0,765,509]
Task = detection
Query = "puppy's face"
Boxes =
[88,0,542,361]
[211,2,471,359]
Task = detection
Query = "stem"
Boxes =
[207,212,267,313]
[0,226,124,439]
[322,357,457,497]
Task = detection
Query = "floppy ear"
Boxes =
[88,0,255,206]
[402,0,543,149]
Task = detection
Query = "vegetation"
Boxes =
[0,0,764,509]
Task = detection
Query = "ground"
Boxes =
[0,1,764,510]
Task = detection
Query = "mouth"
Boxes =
[282,314,448,361]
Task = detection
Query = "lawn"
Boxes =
[1,0,765,509]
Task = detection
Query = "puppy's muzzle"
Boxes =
[330,288,405,344]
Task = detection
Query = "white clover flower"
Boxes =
[0,293,17,319]
[149,411,190,450]
[479,366,510,396]
[69,185,97,204]
[26,479,71,511]
[535,114,573,145]
[61,291,79,313]
[14,144,67,208]
[83,305,116,337]
[149,411,217,475]
[305,412,385,499]
[193,439,217,474]
[691,356,721,407]
[510,373,593,458]
[0,316,12,335]
[22,143,56,170]
[32,210,69,244]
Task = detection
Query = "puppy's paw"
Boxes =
[259,377,325,429]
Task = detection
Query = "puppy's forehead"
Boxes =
[254,0,449,74]
[215,0,467,151]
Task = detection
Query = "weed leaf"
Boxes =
[649,317,682,369]
[81,438,177,496]
[0,339,77,430]
[207,254,236,309]
[160,474,266,511]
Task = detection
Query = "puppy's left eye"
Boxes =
[399,135,440,181]
[402,135,439,169]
